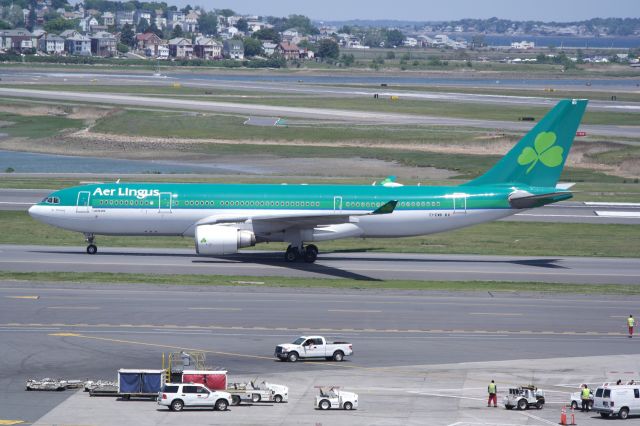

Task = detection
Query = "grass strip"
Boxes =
[0,271,637,294]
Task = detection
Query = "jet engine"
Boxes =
[195,224,256,255]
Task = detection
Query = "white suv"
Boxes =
[158,383,231,412]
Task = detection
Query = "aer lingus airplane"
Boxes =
[29,99,587,263]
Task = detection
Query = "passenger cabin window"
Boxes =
[182,386,200,394]
[635,389,639,398]
[596,388,603,397]
[604,389,611,398]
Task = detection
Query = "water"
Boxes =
[476,35,640,49]
[0,150,261,174]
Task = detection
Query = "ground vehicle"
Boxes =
[274,336,353,362]
[503,386,545,410]
[118,369,165,399]
[593,384,640,419]
[315,387,358,410]
[569,389,593,410]
[226,380,288,404]
[157,383,231,412]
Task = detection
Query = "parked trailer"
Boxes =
[181,370,227,391]
[118,369,165,400]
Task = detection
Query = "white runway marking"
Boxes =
[595,211,640,218]
[586,202,640,207]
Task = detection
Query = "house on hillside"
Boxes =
[79,15,98,32]
[168,37,193,58]
[276,41,299,60]
[262,41,277,56]
[136,32,162,56]
[101,11,114,26]
[64,33,91,55]
[38,34,65,54]
[0,28,34,52]
[223,39,243,59]
[194,37,222,59]
[115,11,134,28]
[157,44,169,59]
[90,31,116,56]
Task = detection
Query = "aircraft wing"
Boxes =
[195,200,397,228]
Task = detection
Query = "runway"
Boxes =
[2,87,639,138]
[2,282,640,423]
[2,187,640,223]
[1,244,639,284]
[3,69,640,113]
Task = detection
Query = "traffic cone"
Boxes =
[559,406,567,425]
[569,406,577,425]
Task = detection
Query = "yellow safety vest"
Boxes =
[629,317,635,327]
[582,388,590,399]
[488,383,496,394]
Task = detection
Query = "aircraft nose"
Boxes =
[28,204,44,220]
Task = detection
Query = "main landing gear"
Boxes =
[84,233,97,255]
[285,244,318,263]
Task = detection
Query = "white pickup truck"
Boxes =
[274,336,353,362]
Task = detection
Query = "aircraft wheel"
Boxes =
[86,244,98,255]
[303,245,318,263]
[284,247,298,262]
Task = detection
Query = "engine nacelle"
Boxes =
[195,224,256,255]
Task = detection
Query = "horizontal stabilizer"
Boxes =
[508,191,573,209]
[555,182,576,190]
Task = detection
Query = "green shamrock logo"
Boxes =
[517,131,564,174]
[200,238,207,243]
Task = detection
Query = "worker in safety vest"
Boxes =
[487,380,497,407]
[628,315,635,338]
[581,384,591,412]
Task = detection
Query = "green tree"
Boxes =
[286,14,318,35]
[117,42,129,53]
[148,22,163,38]
[252,27,280,43]
[338,25,352,34]
[171,24,183,38]
[137,17,149,33]
[44,17,78,33]
[7,4,25,27]
[386,51,395,60]
[386,29,404,47]
[236,18,248,32]
[26,4,36,31]
[120,23,135,46]
[198,11,217,35]
[218,8,235,18]
[0,20,11,29]
[243,37,262,57]
[317,38,339,60]
[341,53,355,66]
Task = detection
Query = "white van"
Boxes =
[593,385,640,419]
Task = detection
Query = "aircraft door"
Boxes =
[76,191,91,213]
[333,196,342,213]
[452,193,467,214]
[159,192,172,213]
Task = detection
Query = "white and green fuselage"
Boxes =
[29,99,588,261]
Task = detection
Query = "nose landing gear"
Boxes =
[84,233,97,255]
[284,244,318,263]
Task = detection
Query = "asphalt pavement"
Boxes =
[1,244,639,284]
[2,283,640,424]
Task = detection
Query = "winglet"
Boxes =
[371,200,397,215]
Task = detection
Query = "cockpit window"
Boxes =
[42,197,60,204]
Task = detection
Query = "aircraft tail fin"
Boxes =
[464,99,588,187]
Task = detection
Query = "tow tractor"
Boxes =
[503,385,545,410]
[315,386,358,410]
